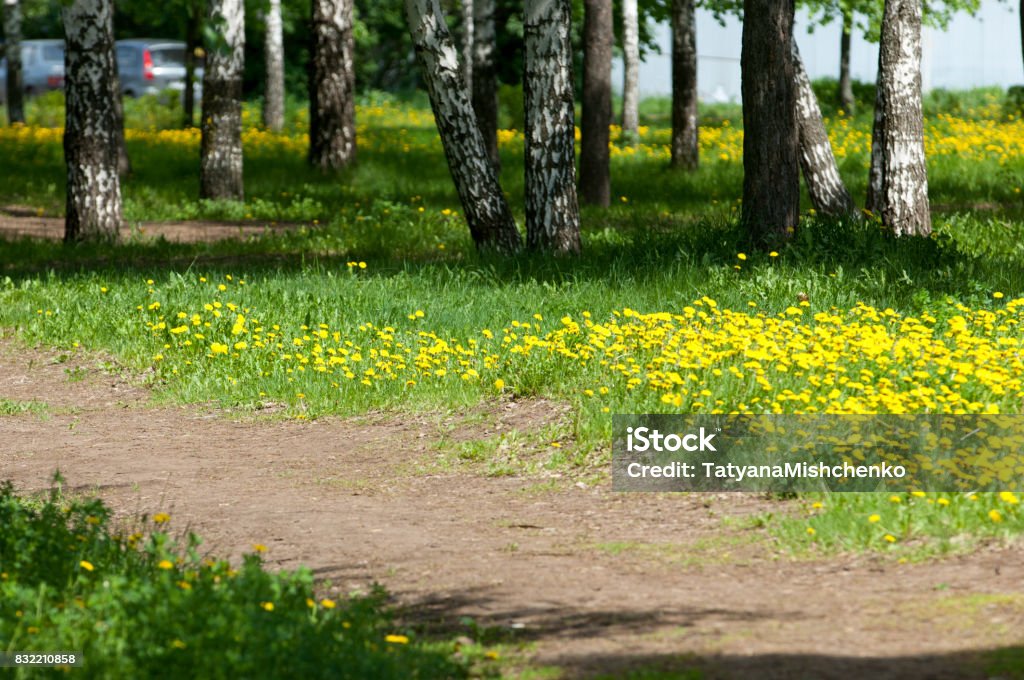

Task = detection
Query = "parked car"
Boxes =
[0,39,66,104]
[115,39,202,101]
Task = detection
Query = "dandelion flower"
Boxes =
[868,514,881,523]
[261,602,275,612]
[385,634,409,644]
[999,491,1019,505]
[153,513,170,524]
[158,560,174,570]
[884,535,897,543]
[321,598,336,609]
[989,509,1003,523]
[79,560,94,572]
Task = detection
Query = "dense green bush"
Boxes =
[0,479,466,679]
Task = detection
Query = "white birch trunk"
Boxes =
[62,0,123,241]
[200,0,245,200]
[524,0,581,254]
[621,0,640,142]
[405,0,522,254]
[263,0,286,132]
[310,0,356,170]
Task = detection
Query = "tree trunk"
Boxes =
[3,0,24,125]
[183,4,199,128]
[200,0,245,200]
[871,0,931,236]
[471,0,500,170]
[62,0,122,242]
[866,62,884,213]
[524,0,581,254]
[580,0,612,207]
[621,0,640,142]
[838,11,854,115]
[670,0,698,171]
[108,5,131,176]
[309,0,356,170]
[405,0,522,254]
[793,39,854,216]
[740,0,800,244]
[461,0,473,94]
[263,0,286,131]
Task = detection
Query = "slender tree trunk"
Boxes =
[62,0,122,242]
[461,0,473,93]
[866,51,884,213]
[580,0,612,207]
[524,0,581,254]
[263,0,286,131]
[838,11,855,115]
[471,0,500,170]
[741,0,799,244]
[621,0,640,142]
[3,0,24,125]
[183,4,199,128]
[309,0,356,170]
[793,39,854,216]
[405,0,522,254]
[671,0,698,170]
[871,0,931,236]
[108,5,131,176]
[200,0,245,200]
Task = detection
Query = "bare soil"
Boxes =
[1,340,1022,679]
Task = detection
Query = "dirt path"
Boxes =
[1,339,1022,679]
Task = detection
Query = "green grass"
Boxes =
[0,476,484,679]
[0,399,47,416]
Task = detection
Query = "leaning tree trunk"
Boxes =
[3,0,24,125]
[621,0,640,143]
[200,0,245,200]
[838,11,855,115]
[461,0,473,93]
[108,5,131,176]
[309,0,356,170]
[405,0,522,254]
[62,0,122,242]
[183,3,200,127]
[793,39,854,216]
[264,0,286,131]
[579,0,612,207]
[471,0,500,170]
[871,0,931,236]
[671,0,698,170]
[741,0,800,244]
[524,0,581,254]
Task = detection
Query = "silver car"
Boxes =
[115,39,202,100]
[0,39,65,104]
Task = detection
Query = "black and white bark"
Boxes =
[869,0,931,236]
[838,11,855,114]
[3,0,24,124]
[309,0,356,170]
[183,3,200,127]
[461,0,473,94]
[580,0,612,207]
[263,0,286,131]
[524,0,581,254]
[793,39,854,216]
[671,0,698,171]
[62,0,123,242]
[200,0,245,200]
[471,0,500,170]
[405,0,522,254]
[740,0,800,244]
[621,0,640,142]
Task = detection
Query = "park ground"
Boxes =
[1,331,1023,679]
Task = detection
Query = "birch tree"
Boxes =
[406,0,522,254]
[264,0,286,131]
[741,0,800,243]
[867,0,930,236]
[671,0,698,170]
[793,39,854,216]
[524,0,581,254]
[580,0,612,206]
[200,0,245,200]
[310,0,356,170]
[62,0,122,242]
[3,0,24,125]
[471,0,500,170]
[621,0,640,142]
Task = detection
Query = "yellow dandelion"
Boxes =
[999,491,1019,505]
[989,509,1003,523]
[261,602,275,612]
[385,634,409,644]
[158,560,174,570]
[79,560,95,572]
[868,514,881,523]
[884,534,897,543]
[321,598,336,609]
[153,513,171,524]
